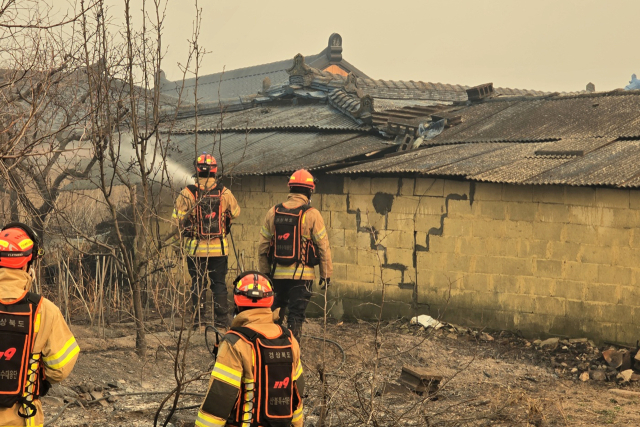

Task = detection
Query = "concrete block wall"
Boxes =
[224,174,640,345]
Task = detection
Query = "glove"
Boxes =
[319,277,331,290]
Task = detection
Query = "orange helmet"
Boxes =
[233,271,274,309]
[195,152,217,174]
[0,223,41,269]
[288,169,315,191]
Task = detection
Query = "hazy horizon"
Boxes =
[50,0,640,93]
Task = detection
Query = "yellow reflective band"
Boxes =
[313,227,326,242]
[0,239,9,248]
[172,209,187,219]
[43,337,80,369]
[34,313,40,333]
[211,363,242,387]
[260,226,273,239]
[195,410,226,427]
[292,405,303,422]
[18,239,33,250]
[306,178,314,182]
[294,361,303,380]
[232,206,240,216]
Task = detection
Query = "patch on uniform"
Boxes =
[202,380,239,418]
[223,333,241,346]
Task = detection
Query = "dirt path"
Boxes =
[41,320,640,426]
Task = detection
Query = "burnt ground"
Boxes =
[41,318,640,426]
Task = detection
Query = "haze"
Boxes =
[51,0,639,92]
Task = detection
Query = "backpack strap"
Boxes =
[230,326,263,343]
[186,184,198,198]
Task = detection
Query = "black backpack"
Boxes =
[0,292,43,418]
[186,183,225,240]
[270,204,319,267]
[226,327,301,427]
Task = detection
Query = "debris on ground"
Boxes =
[398,365,442,394]
[410,314,443,330]
[406,318,640,384]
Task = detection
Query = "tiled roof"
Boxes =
[358,78,552,102]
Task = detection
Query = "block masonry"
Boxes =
[224,175,640,345]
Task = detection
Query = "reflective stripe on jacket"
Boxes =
[258,193,333,280]
[196,308,304,427]
[0,268,79,427]
[172,177,241,257]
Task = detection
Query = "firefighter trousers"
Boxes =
[271,279,312,341]
[187,256,229,328]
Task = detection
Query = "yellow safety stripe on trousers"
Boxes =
[195,410,226,427]
[260,225,273,239]
[43,337,80,370]
[211,363,242,388]
[292,404,304,422]
[293,360,303,380]
[185,238,229,256]
[172,209,187,220]
[272,264,316,280]
[312,226,326,243]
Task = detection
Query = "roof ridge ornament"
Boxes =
[353,94,373,124]
[287,53,316,86]
[344,73,361,96]
[327,33,343,62]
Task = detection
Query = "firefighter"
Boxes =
[258,169,332,343]
[0,223,79,427]
[195,271,304,427]
[172,153,241,330]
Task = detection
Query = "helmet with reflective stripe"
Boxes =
[195,152,217,174]
[233,271,274,309]
[0,223,42,269]
[288,169,315,191]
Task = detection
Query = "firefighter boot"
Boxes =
[213,294,230,330]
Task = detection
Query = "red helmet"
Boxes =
[0,223,40,269]
[233,271,274,309]
[195,153,217,174]
[288,169,315,191]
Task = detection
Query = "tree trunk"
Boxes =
[131,282,147,356]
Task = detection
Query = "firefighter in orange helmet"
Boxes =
[195,271,304,427]
[0,223,79,427]
[258,169,333,343]
[173,153,241,330]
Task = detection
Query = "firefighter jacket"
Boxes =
[196,308,304,427]
[172,177,241,257]
[258,193,332,281]
[0,268,79,427]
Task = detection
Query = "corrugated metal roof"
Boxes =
[167,132,387,176]
[432,92,640,144]
[329,135,640,188]
[165,103,367,132]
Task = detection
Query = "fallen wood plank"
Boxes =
[609,389,640,398]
